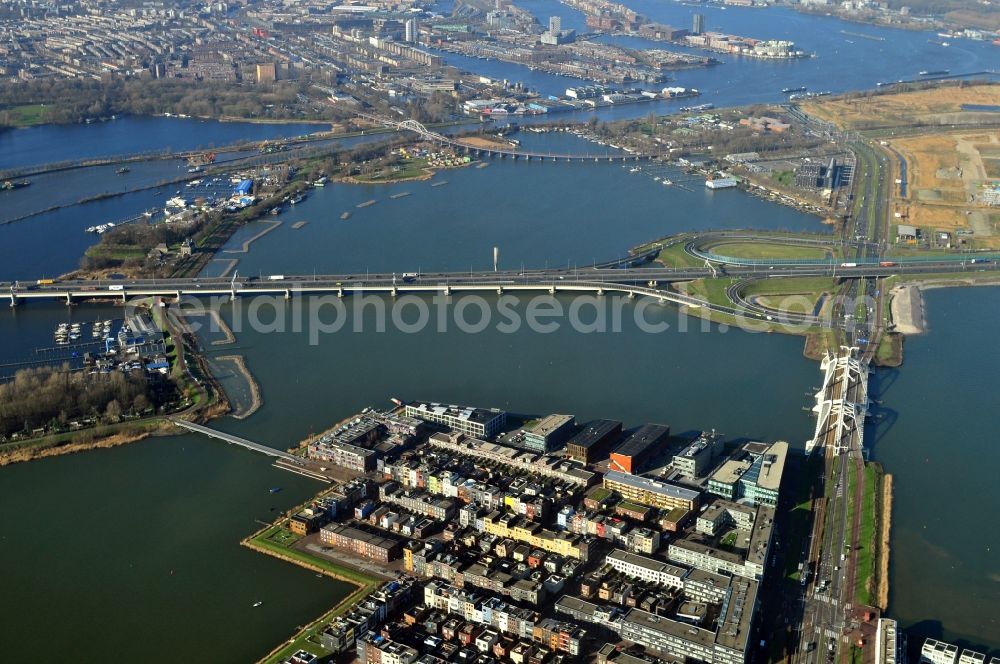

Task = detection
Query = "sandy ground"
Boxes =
[877,473,893,610]
[803,84,1000,129]
[457,135,515,149]
[890,284,924,334]
[886,130,1000,247]
[213,354,262,419]
[207,309,236,345]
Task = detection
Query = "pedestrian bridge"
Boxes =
[172,419,301,462]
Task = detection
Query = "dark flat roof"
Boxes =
[567,419,622,450]
[614,423,670,458]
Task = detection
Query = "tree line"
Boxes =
[0,77,352,129]
[0,365,168,438]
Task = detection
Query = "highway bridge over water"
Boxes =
[7,257,998,325]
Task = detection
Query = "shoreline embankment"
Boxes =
[877,473,893,610]
[214,354,263,420]
[890,284,925,334]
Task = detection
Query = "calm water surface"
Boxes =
[0,6,998,657]
[871,286,1000,651]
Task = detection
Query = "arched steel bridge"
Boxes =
[358,112,656,163]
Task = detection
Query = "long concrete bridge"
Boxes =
[171,419,301,462]
[357,112,654,163]
[6,259,997,312]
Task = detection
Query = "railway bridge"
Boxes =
[359,113,655,163]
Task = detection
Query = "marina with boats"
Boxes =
[52,319,114,346]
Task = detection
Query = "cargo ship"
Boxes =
[919,70,949,76]
[1,179,30,190]
[781,86,807,94]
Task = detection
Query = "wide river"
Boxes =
[0,5,998,660]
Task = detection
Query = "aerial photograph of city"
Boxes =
[0,0,997,662]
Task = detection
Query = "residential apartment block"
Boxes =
[405,401,507,438]
[604,470,700,512]
[319,522,405,563]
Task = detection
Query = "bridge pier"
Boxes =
[175,290,182,302]
[627,292,636,299]
[337,288,344,298]
[284,289,291,300]
[496,287,504,295]
[596,288,605,296]
[9,293,17,308]
[647,280,659,288]
[549,286,556,294]
[65,293,72,306]
[390,287,398,297]
[442,285,451,296]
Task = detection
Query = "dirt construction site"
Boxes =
[805,84,1000,248]
[802,83,1000,130]
[889,130,1000,247]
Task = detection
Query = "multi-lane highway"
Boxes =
[787,109,895,664]
[6,257,997,302]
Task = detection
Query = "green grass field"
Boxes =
[354,158,430,182]
[684,277,824,334]
[686,277,738,308]
[745,277,836,315]
[587,487,612,503]
[772,170,794,187]
[617,500,650,515]
[2,104,49,127]
[250,524,380,664]
[846,461,857,546]
[265,527,303,547]
[655,241,704,268]
[744,276,836,301]
[854,464,879,606]
[711,242,832,260]
[84,243,148,261]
